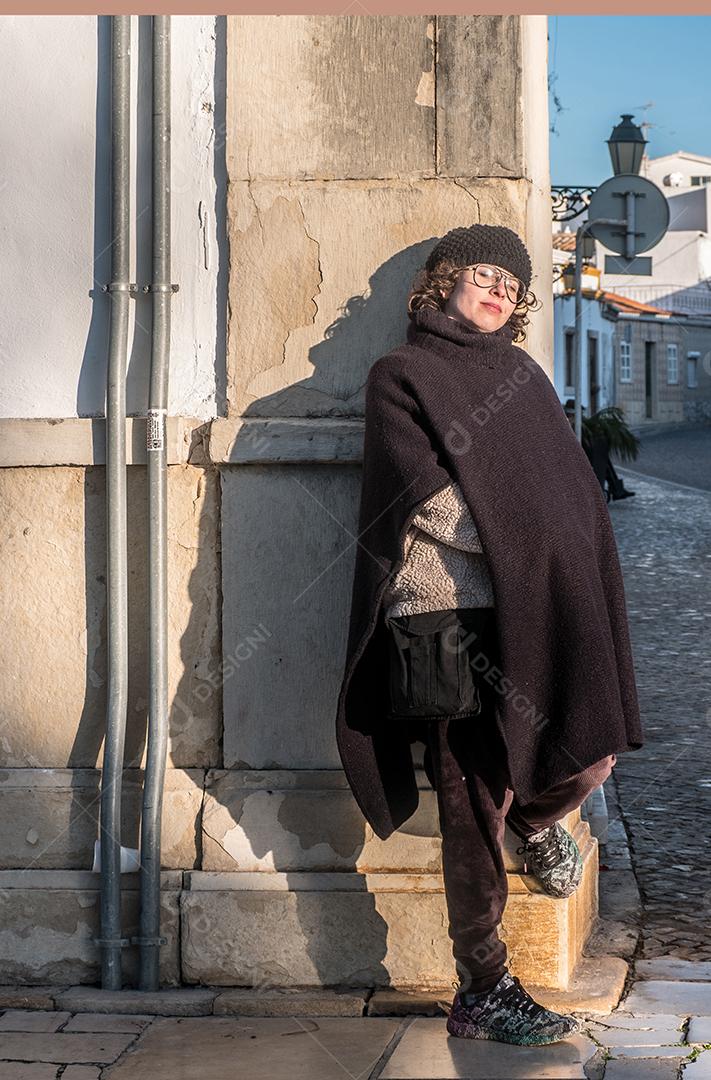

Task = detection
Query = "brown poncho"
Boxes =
[336,306,643,841]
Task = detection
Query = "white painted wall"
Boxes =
[0,15,225,420]
[553,293,615,412]
[642,150,711,191]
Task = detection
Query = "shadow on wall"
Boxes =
[184,240,446,990]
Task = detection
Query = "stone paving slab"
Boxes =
[637,959,711,981]
[62,1013,154,1033]
[609,1044,691,1057]
[101,1016,401,1079]
[55,987,216,1016]
[622,980,711,1015]
[378,1022,597,1078]
[603,1059,685,1079]
[684,1049,711,1078]
[688,1017,711,1043]
[0,1065,58,1079]
[62,1069,101,1080]
[584,1013,686,1047]
[584,1012,685,1032]
[0,1030,134,1064]
[0,1010,71,1032]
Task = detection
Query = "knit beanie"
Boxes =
[425,224,533,293]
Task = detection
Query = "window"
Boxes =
[564,330,575,389]
[691,175,711,186]
[687,353,699,388]
[667,343,679,384]
[619,340,632,383]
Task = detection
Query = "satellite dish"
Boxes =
[663,171,685,187]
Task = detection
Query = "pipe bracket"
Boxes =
[102,282,138,295]
[131,936,168,946]
[142,283,180,293]
[93,937,132,948]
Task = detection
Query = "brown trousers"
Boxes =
[420,712,614,994]
[397,608,615,995]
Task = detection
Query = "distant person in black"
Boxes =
[563,399,635,503]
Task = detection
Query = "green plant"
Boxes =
[581,406,641,463]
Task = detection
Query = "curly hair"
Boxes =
[407,258,542,344]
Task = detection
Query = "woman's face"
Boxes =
[442,264,519,333]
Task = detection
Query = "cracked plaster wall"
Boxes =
[225,16,552,419]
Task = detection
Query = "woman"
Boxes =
[335,224,643,1046]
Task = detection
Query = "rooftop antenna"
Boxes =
[633,102,656,175]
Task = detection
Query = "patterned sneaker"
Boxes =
[446,972,582,1045]
[516,821,583,898]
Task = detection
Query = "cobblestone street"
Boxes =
[612,427,711,962]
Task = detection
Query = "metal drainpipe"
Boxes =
[96,15,133,991]
[137,14,176,992]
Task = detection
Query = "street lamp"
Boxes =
[607,113,647,177]
[552,114,664,444]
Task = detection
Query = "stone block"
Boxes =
[0,986,61,1009]
[436,16,525,178]
[213,987,368,1016]
[367,988,450,1017]
[220,466,360,771]
[0,768,204,870]
[227,16,434,180]
[201,767,582,874]
[0,465,220,770]
[182,826,597,991]
[0,871,179,986]
[56,986,215,1017]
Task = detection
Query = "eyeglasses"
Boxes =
[460,264,525,305]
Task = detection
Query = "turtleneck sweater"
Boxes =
[382,479,494,617]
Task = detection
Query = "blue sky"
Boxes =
[548,17,711,187]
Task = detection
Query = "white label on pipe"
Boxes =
[147,409,166,452]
